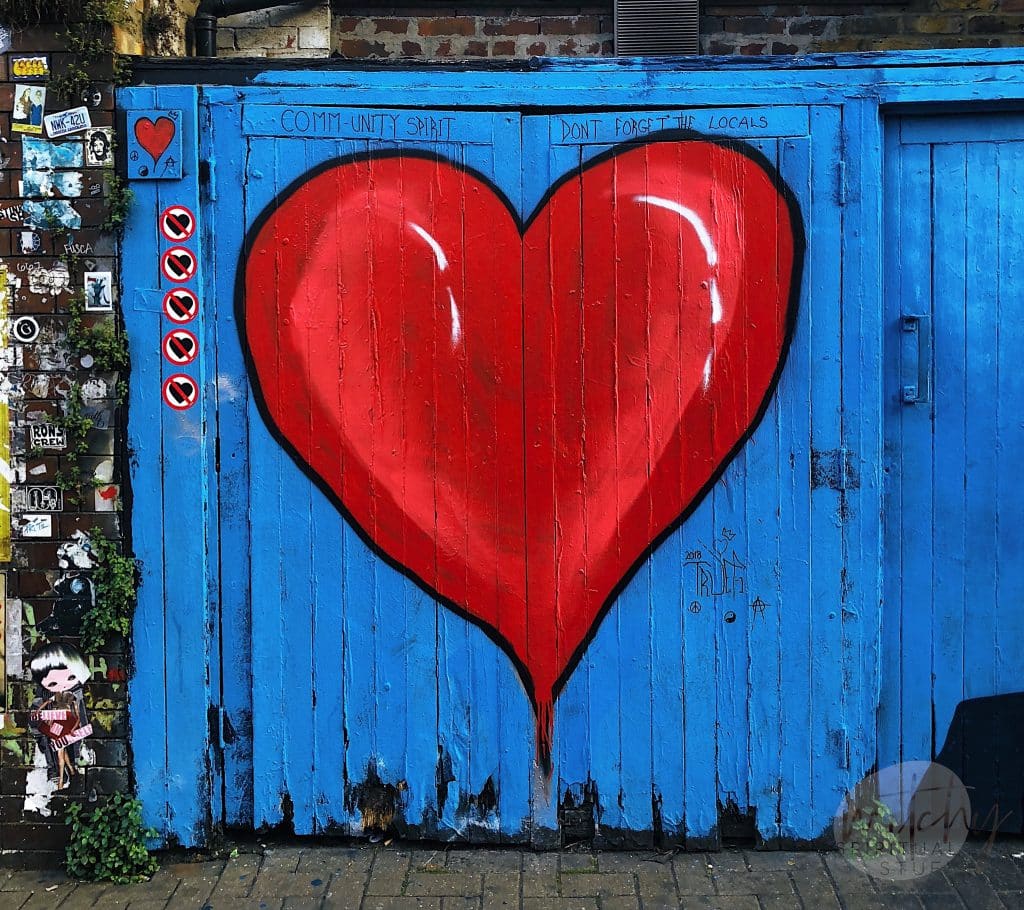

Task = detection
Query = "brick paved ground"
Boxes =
[1,838,1023,909]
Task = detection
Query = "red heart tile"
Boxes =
[241,138,802,765]
[134,116,176,163]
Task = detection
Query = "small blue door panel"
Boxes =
[881,113,1024,833]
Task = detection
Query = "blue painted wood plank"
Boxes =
[806,105,846,833]
[837,98,883,789]
[245,138,289,829]
[995,141,1024,702]
[206,97,255,830]
[929,141,969,755]
[520,113,559,844]
[894,140,935,766]
[776,135,814,842]
[744,138,785,844]
[154,85,213,847]
[120,85,169,841]
[877,125,905,774]
[962,142,1000,716]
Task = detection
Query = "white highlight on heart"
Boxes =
[709,278,723,325]
[447,287,462,347]
[632,195,719,268]
[409,222,448,273]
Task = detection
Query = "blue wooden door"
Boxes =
[521,107,854,847]
[881,114,1024,833]
[121,84,862,847]
[202,99,534,838]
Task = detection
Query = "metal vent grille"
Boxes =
[614,0,700,56]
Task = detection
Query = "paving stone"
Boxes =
[974,853,1024,892]
[1,871,70,891]
[744,850,825,872]
[840,894,923,909]
[703,853,747,874]
[757,895,800,910]
[366,852,413,896]
[439,898,481,910]
[559,874,635,898]
[250,871,329,899]
[712,870,793,896]
[522,900,599,910]
[593,898,639,910]
[18,887,79,909]
[405,873,483,897]
[790,869,841,908]
[950,874,1010,910]
[261,850,304,874]
[281,897,325,910]
[481,872,520,907]
[596,853,660,873]
[298,847,375,876]
[361,898,442,910]
[211,855,262,898]
[522,854,559,898]
[559,856,598,874]
[918,894,967,910]
[321,872,368,909]
[635,866,676,903]
[447,852,522,874]
[49,883,110,909]
[123,901,174,910]
[679,896,758,910]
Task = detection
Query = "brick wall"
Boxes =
[700,0,1024,55]
[323,0,1023,59]
[330,8,612,58]
[0,24,128,863]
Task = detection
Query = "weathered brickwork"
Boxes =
[0,23,128,863]
[330,8,612,58]
[321,1,1024,59]
[700,0,1024,55]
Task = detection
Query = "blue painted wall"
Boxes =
[120,51,1024,848]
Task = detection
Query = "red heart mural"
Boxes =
[134,116,176,163]
[241,137,803,765]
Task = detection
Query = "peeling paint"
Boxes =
[57,529,94,569]
[23,744,56,817]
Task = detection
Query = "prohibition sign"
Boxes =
[162,247,196,282]
[163,328,199,366]
[163,374,198,411]
[159,205,196,242]
[163,288,198,323]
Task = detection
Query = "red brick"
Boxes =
[482,18,541,36]
[968,12,1024,29]
[739,42,768,54]
[465,40,488,55]
[373,18,411,34]
[337,38,388,57]
[401,40,423,54]
[416,16,477,37]
[725,16,786,34]
[333,16,362,31]
[771,41,800,53]
[436,39,454,55]
[527,41,548,55]
[788,18,830,35]
[491,39,517,55]
[540,16,602,35]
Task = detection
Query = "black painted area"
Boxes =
[935,692,1024,834]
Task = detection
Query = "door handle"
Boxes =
[901,314,932,404]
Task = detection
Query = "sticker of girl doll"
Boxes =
[28,643,93,791]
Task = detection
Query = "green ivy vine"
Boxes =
[80,529,139,652]
[65,793,159,883]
